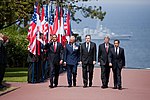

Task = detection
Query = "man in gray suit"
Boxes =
[109,39,125,90]
[80,35,96,88]
[98,36,114,89]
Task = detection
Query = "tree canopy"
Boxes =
[0,0,106,29]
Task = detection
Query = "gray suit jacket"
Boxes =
[98,43,114,66]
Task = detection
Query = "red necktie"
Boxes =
[106,44,108,53]
[54,42,56,52]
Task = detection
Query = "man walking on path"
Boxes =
[80,35,96,88]
[98,36,114,89]
[45,34,63,88]
[64,36,80,87]
[108,39,126,90]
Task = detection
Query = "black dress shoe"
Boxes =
[68,85,72,88]
[118,86,122,90]
[113,86,117,89]
[101,86,108,89]
[54,85,58,87]
[0,85,6,89]
[83,85,87,88]
[73,83,76,87]
[89,83,92,87]
[49,85,54,88]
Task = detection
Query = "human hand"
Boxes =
[93,61,96,65]
[63,62,66,66]
[79,61,82,65]
[109,63,112,66]
[60,60,63,65]
[0,37,3,41]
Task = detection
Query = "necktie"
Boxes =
[87,43,89,52]
[54,42,56,52]
[106,44,108,53]
[116,47,118,55]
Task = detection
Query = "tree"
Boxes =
[0,0,106,29]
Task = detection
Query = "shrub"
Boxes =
[0,25,28,67]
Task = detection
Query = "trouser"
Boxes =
[49,62,60,86]
[82,63,94,86]
[101,65,110,86]
[112,66,122,87]
[0,64,6,85]
[67,64,77,86]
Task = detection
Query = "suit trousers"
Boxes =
[101,65,110,86]
[112,66,122,87]
[49,62,60,86]
[67,64,77,86]
[82,64,94,86]
[0,64,6,85]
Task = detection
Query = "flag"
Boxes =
[48,4,54,41]
[59,7,66,46]
[27,3,38,55]
[64,8,71,43]
[44,4,49,44]
[53,7,59,36]
[36,13,42,56]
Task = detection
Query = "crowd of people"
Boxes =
[0,32,126,91]
[27,34,126,90]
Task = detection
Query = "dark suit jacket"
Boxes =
[108,47,125,69]
[45,42,63,65]
[98,43,114,66]
[64,43,80,65]
[0,40,7,64]
[80,42,96,64]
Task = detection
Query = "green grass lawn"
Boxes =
[3,68,28,82]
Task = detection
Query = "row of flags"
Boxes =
[27,2,71,55]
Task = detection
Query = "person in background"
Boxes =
[80,35,96,88]
[98,36,114,89]
[0,33,9,89]
[108,39,126,90]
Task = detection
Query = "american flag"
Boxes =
[53,6,59,35]
[44,5,49,44]
[64,8,71,43]
[48,2,54,42]
[27,3,38,55]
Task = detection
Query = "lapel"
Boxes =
[55,42,59,52]
[102,43,107,54]
[118,47,121,56]
[89,42,91,52]
[68,44,73,52]
[83,42,88,52]
[51,42,58,52]
[112,47,116,56]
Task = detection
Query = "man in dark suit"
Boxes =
[98,36,114,89]
[64,36,80,87]
[80,35,96,88]
[0,34,8,89]
[108,39,125,90]
[45,34,63,88]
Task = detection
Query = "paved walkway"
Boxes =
[0,67,150,100]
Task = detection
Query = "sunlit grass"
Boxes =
[3,68,27,82]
